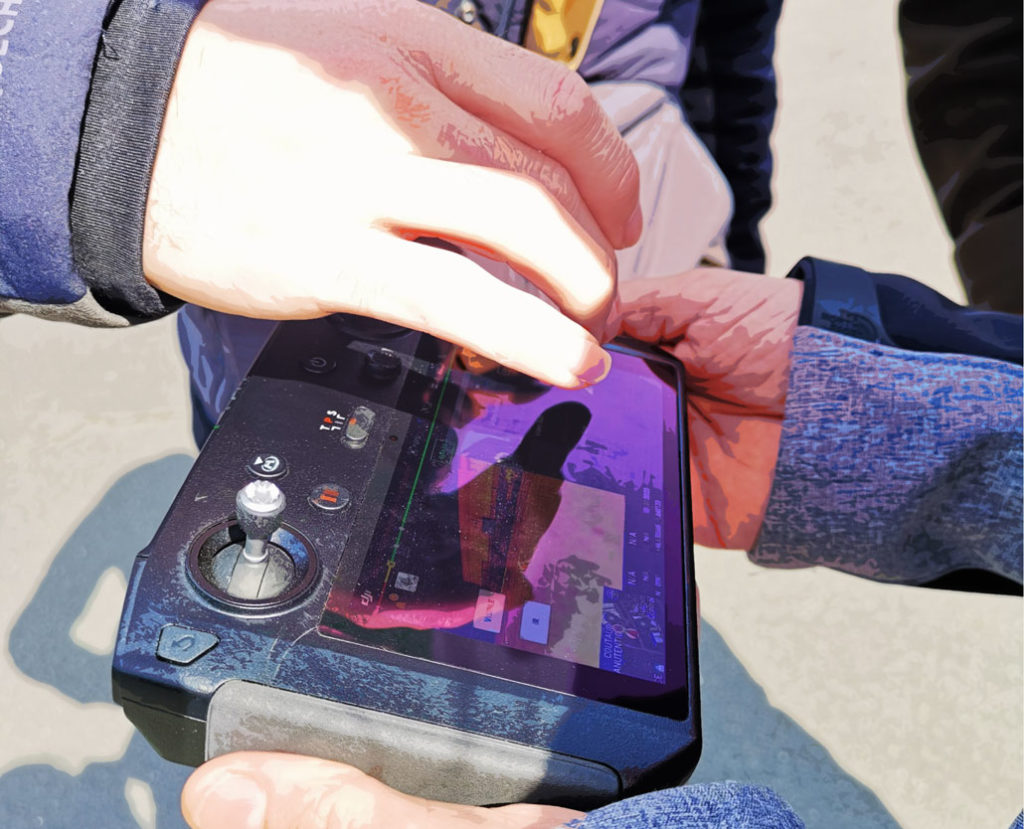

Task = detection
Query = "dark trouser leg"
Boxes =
[899,0,1022,313]
[189,384,217,450]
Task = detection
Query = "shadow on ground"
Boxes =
[1,456,898,828]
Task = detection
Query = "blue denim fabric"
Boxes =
[570,782,805,828]
[0,0,109,305]
[177,304,276,443]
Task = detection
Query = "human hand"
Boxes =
[144,0,641,389]
[614,269,802,549]
[181,751,585,829]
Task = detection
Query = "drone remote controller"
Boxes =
[113,315,700,808]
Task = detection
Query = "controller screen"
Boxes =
[319,345,686,705]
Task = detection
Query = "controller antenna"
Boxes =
[235,480,286,564]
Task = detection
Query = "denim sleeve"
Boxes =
[568,782,804,828]
[751,327,1023,585]
[0,0,117,324]
[0,0,203,326]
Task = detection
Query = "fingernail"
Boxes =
[575,345,612,386]
[187,772,267,829]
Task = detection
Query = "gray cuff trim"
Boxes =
[0,293,131,328]
[70,0,206,323]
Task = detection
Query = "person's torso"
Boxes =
[425,0,698,92]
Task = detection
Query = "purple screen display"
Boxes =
[320,348,680,687]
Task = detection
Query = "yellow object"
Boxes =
[524,0,606,69]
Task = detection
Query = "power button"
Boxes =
[302,355,336,375]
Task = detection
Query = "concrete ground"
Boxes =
[1,1,1020,827]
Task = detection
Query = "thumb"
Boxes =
[182,751,584,829]
[182,752,419,829]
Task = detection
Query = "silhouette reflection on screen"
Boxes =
[326,401,592,632]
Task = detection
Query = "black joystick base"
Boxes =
[188,520,318,610]
[207,538,295,600]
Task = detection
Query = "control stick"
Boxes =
[235,480,286,564]
[201,480,295,601]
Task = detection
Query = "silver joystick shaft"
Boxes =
[235,480,286,564]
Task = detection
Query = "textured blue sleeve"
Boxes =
[0,0,109,305]
[752,327,1023,584]
[568,782,804,828]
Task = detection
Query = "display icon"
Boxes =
[320,409,346,432]
[473,589,505,633]
[519,601,551,645]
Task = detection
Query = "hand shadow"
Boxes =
[326,400,592,633]
[3,454,194,828]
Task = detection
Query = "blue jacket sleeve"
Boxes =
[751,327,1023,585]
[569,782,804,828]
[0,0,115,323]
[0,0,204,326]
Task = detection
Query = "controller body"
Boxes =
[113,316,700,808]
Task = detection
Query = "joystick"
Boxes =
[236,481,286,565]
[188,478,317,609]
[194,481,296,602]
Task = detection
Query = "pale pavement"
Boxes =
[1,1,1020,827]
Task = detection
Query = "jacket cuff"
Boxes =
[70,0,207,322]
[786,256,1023,364]
[784,256,895,346]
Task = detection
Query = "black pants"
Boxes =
[900,0,1022,314]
